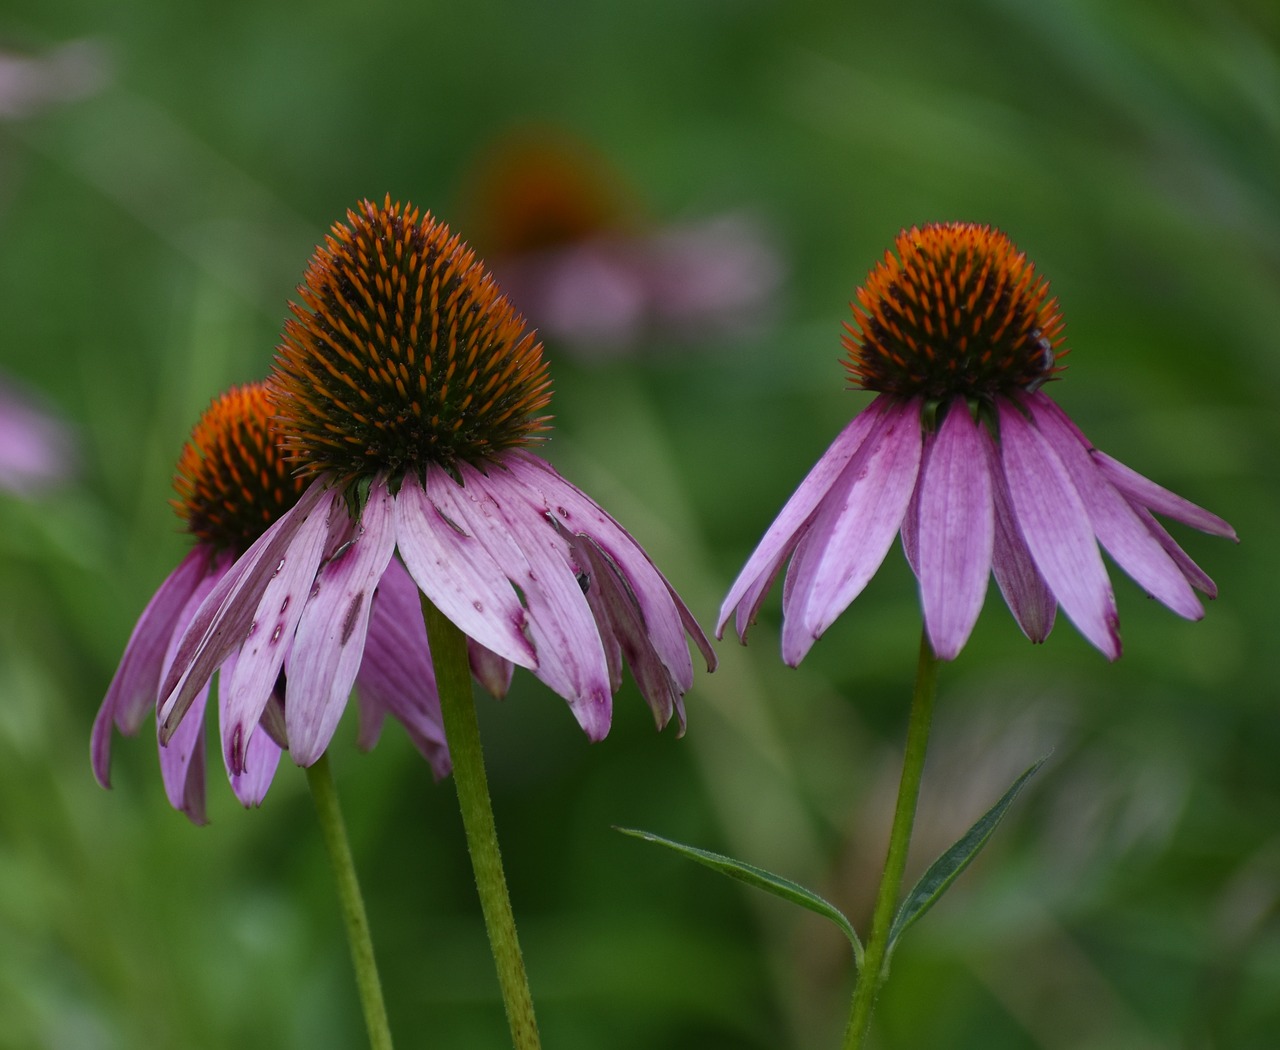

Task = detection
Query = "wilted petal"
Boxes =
[1029,395,1202,620]
[217,649,282,807]
[288,478,398,767]
[718,399,886,640]
[159,479,331,737]
[395,470,536,669]
[356,556,450,777]
[219,488,338,774]
[918,406,994,660]
[1092,450,1236,540]
[985,434,1056,642]
[92,546,213,788]
[449,462,612,740]
[782,398,923,666]
[505,450,713,683]
[999,401,1120,659]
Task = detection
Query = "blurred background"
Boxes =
[0,0,1276,1047]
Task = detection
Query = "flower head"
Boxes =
[93,382,450,823]
[157,198,714,770]
[720,222,1235,665]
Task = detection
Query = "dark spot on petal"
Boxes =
[341,593,365,645]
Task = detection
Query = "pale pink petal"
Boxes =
[394,470,536,668]
[287,478,398,767]
[917,406,994,660]
[1092,450,1236,540]
[218,648,282,807]
[505,450,714,682]
[900,470,923,580]
[92,547,213,788]
[158,479,331,737]
[219,488,339,774]
[718,398,887,640]
[448,462,612,740]
[985,433,1057,642]
[356,556,450,777]
[158,685,208,824]
[782,398,923,667]
[1131,505,1218,597]
[1029,394,1202,620]
[154,555,231,820]
[999,401,1120,659]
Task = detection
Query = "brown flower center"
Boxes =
[270,196,552,486]
[843,222,1066,401]
[172,383,305,552]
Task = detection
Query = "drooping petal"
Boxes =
[985,432,1056,642]
[287,478,398,767]
[782,398,923,667]
[219,487,339,774]
[718,398,887,640]
[577,538,685,733]
[447,461,612,740]
[159,479,332,738]
[505,449,714,682]
[154,556,230,821]
[917,404,994,660]
[217,648,282,807]
[1028,394,1202,620]
[1131,505,1218,598]
[92,546,212,788]
[355,556,450,777]
[1091,450,1237,540]
[395,469,537,669]
[998,400,1120,659]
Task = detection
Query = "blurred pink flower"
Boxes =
[720,223,1235,665]
[0,377,75,494]
[464,129,783,354]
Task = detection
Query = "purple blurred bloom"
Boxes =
[93,384,449,823]
[0,377,76,494]
[720,223,1235,664]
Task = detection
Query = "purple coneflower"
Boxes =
[720,222,1235,665]
[156,198,714,775]
[93,383,450,823]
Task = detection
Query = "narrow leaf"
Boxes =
[887,754,1048,952]
[617,826,863,967]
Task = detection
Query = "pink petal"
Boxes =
[782,398,923,667]
[217,648,282,807]
[718,398,887,640]
[1092,450,1236,540]
[219,488,339,774]
[468,640,515,700]
[506,450,714,683]
[92,546,212,788]
[1029,395,1202,620]
[158,479,331,738]
[449,462,612,740]
[918,406,994,660]
[394,470,537,669]
[1131,505,1218,598]
[998,401,1120,659]
[287,478,398,767]
[985,434,1057,642]
[356,556,450,777]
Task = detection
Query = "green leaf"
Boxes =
[887,755,1048,954]
[616,827,863,968]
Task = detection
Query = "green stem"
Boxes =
[842,631,940,1049]
[305,751,395,1050]
[421,594,542,1050]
